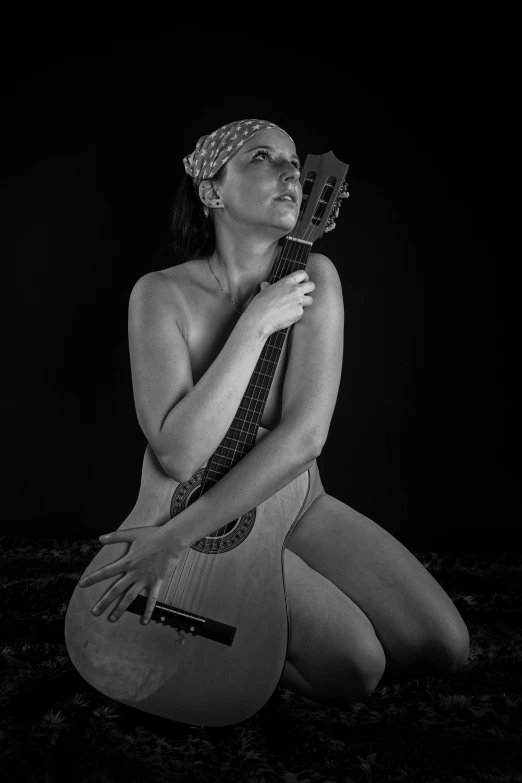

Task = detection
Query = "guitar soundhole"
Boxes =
[170,468,256,554]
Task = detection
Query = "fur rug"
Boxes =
[0,536,520,782]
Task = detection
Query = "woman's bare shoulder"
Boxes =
[130,262,192,299]
[306,252,341,283]
[129,262,197,315]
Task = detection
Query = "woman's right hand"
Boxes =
[244,270,315,337]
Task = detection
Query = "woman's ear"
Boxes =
[198,180,223,210]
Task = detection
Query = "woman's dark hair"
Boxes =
[167,166,227,262]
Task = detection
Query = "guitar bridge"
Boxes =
[127,595,236,646]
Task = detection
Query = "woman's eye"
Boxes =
[252,151,300,170]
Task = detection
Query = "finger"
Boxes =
[99,529,137,545]
[90,574,134,616]
[141,580,163,626]
[79,559,128,588]
[107,582,144,623]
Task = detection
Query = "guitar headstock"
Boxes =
[293,151,350,244]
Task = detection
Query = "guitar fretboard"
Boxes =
[201,239,311,492]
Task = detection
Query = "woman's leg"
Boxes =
[280,549,386,705]
[285,493,470,681]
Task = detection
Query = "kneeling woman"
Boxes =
[79,118,469,706]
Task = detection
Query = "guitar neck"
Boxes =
[201,239,312,491]
[196,150,350,495]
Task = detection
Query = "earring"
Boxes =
[203,205,210,218]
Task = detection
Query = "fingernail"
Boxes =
[92,608,100,615]
[79,580,86,587]
[142,619,149,625]
[109,615,117,622]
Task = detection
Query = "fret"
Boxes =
[206,466,234,477]
[212,444,246,459]
[265,332,286,346]
[234,413,262,425]
[216,448,242,461]
[251,369,275,381]
[210,454,235,467]
[246,381,272,393]
[236,402,263,413]
[233,407,262,422]
[256,356,279,367]
[228,423,258,437]
[254,361,278,373]
[242,392,268,402]
[212,441,253,463]
[226,424,257,438]
[220,435,255,449]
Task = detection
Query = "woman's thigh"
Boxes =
[281,548,386,702]
[285,493,469,674]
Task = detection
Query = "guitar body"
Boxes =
[65,427,311,727]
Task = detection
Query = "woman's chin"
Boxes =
[269,213,298,234]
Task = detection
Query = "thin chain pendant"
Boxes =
[207,258,244,314]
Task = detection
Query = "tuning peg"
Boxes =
[340,190,350,199]
[324,222,336,233]
[334,206,340,218]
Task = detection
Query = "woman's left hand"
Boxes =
[78,526,187,625]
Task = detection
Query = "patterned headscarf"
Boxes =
[183,119,294,187]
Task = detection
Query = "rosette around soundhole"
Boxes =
[170,469,256,554]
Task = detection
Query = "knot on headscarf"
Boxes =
[183,119,294,187]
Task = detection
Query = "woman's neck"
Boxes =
[208,234,281,304]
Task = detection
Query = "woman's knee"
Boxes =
[311,636,386,704]
[343,636,386,699]
[386,616,470,677]
[437,619,470,673]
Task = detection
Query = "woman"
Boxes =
[79,119,469,706]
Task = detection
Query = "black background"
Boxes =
[0,36,511,552]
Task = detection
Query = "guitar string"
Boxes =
[166,238,302,619]
[162,195,316,627]
[142,173,343,628]
[156,272,287,620]
[180,238,305,620]
[186,234,309,618]
[180,182,340,620]
[168,245,295,616]
[169,209,315,621]
[164,225,314,626]
[200,230,306,598]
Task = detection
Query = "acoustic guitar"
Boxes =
[65,151,350,727]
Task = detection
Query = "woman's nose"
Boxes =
[282,163,300,183]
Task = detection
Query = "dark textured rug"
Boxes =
[0,536,520,783]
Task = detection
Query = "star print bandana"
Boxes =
[183,119,294,186]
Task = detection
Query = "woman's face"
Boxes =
[209,129,302,236]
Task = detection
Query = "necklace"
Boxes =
[207,257,245,315]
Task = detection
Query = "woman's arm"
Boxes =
[162,252,344,548]
[166,421,318,547]
[129,271,271,482]
[129,266,316,483]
